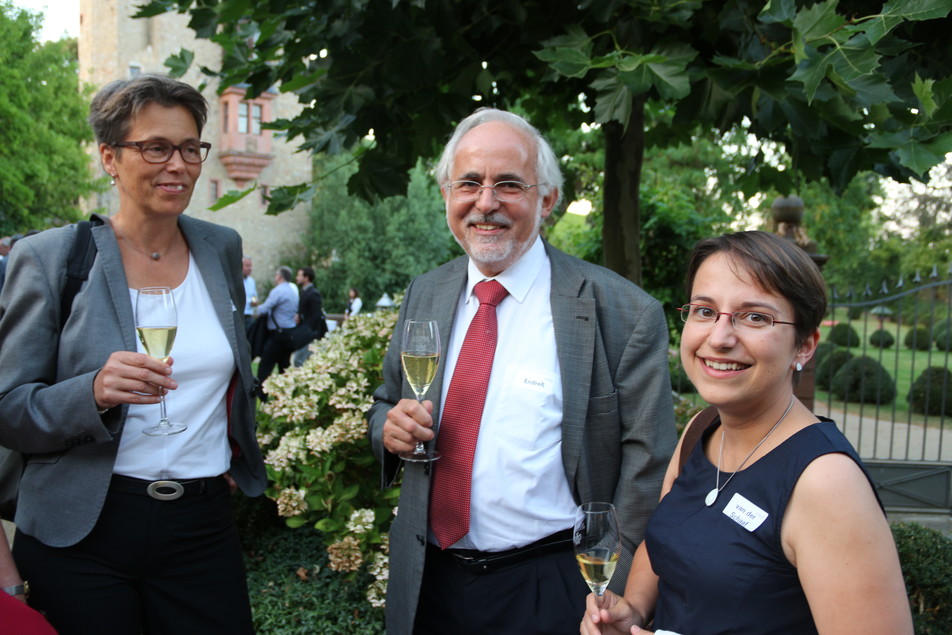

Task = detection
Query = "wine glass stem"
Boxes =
[414,395,426,453]
[158,393,169,428]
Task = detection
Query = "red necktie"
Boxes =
[430,279,509,549]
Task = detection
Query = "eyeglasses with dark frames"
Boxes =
[678,303,797,330]
[444,180,544,203]
[114,140,212,164]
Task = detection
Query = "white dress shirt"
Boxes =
[438,237,575,551]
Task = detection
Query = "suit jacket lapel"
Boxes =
[546,243,597,495]
[428,260,467,428]
[90,217,137,352]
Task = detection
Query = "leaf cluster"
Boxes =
[138,0,951,209]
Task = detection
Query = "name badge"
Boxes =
[722,493,769,532]
[515,367,554,394]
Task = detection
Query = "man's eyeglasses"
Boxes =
[445,180,543,203]
[114,140,212,164]
[678,304,797,330]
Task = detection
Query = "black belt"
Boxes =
[428,528,574,574]
[109,475,219,501]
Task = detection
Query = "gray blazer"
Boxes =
[368,241,677,634]
[0,214,266,547]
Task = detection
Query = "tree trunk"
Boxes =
[601,95,646,286]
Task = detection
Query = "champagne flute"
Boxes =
[574,502,621,599]
[399,319,441,462]
[135,287,186,436]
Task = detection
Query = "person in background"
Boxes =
[345,286,362,318]
[242,255,257,332]
[254,265,299,389]
[292,266,327,367]
[0,74,266,634]
[368,107,676,634]
[581,231,912,635]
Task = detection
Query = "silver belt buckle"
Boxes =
[146,480,185,501]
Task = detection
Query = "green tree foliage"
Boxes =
[306,154,454,313]
[137,0,952,285]
[0,2,95,234]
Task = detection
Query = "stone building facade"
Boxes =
[78,0,311,279]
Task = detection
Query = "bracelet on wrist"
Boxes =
[2,581,28,597]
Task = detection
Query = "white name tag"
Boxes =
[722,493,769,532]
[515,367,554,393]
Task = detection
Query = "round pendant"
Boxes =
[150,252,161,261]
[705,488,719,507]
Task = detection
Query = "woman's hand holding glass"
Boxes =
[135,287,185,436]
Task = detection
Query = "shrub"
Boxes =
[830,356,896,404]
[815,349,853,391]
[892,522,952,634]
[828,322,861,347]
[935,329,952,352]
[869,329,895,349]
[257,309,400,609]
[244,519,385,634]
[813,341,837,367]
[905,326,933,351]
[907,367,952,417]
[847,306,864,320]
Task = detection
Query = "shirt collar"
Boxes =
[464,236,546,305]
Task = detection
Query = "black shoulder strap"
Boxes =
[677,405,720,475]
[60,217,103,329]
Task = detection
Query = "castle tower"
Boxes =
[78,0,311,277]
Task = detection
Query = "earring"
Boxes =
[795,362,803,372]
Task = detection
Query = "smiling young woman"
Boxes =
[581,231,912,635]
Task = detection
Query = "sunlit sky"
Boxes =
[13,0,79,42]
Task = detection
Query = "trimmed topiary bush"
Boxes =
[815,349,853,391]
[934,329,952,352]
[907,367,952,416]
[847,306,864,320]
[869,329,895,349]
[830,355,896,404]
[828,322,861,347]
[905,326,933,351]
[892,522,952,634]
[813,341,837,367]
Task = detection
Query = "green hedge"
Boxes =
[892,522,952,634]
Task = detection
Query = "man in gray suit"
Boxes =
[368,108,677,634]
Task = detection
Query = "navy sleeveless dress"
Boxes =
[644,418,879,634]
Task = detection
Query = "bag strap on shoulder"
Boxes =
[677,405,720,475]
[60,216,103,329]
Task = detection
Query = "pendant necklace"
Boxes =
[705,395,795,507]
[112,223,172,261]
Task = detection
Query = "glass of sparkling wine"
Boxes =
[135,286,186,436]
[574,502,621,600]
[399,319,440,462]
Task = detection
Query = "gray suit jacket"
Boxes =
[0,214,267,547]
[368,241,677,634]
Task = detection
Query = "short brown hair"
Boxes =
[685,231,827,349]
[88,75,208,147]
